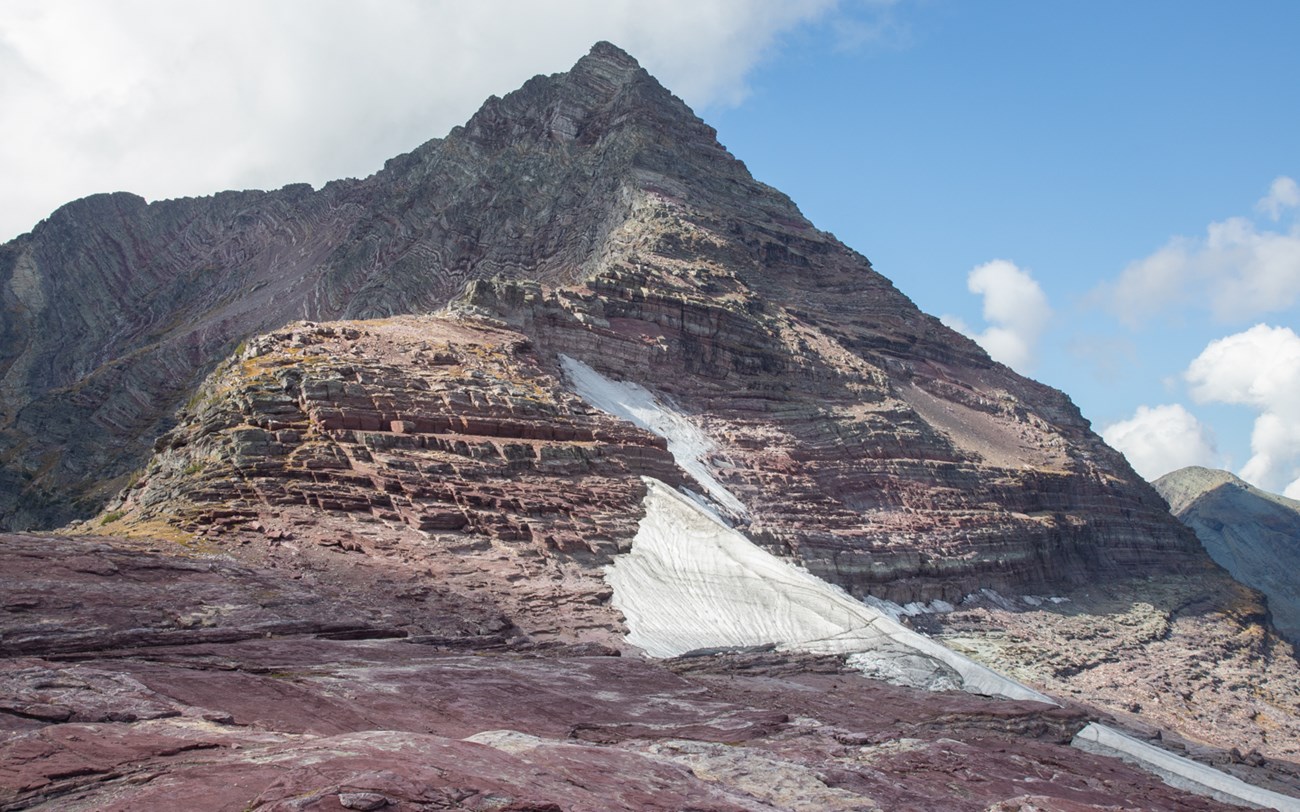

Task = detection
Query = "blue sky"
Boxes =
[708,1,1300,494]
[2,0,1298,494]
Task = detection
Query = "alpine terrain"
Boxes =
[1154,466,1300,646]
[2,43,1299,811]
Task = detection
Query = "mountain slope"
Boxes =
[1155,466,1300,643]
[5,43,1207,603]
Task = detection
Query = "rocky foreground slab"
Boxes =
[1,533,1266,811]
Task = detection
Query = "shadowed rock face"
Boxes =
[1154,466,1300,644]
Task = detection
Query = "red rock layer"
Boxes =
[104,316,687,644]
[0,534,1252,812]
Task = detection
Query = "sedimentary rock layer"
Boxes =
[0,533,1255,812]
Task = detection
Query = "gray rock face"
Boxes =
[0,42,732,528]
[1154,466,1300,643]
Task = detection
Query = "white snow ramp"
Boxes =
[1074,723,1300,811]
[560,355,746,517]
[606,477,1052,703]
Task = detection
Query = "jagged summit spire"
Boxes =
[456,40,692,151]
[572,41,644,83]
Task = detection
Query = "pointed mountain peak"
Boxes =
[563,40,652,104]
[578,41,643,75]
[454,41,699,152]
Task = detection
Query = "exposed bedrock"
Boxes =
[0,533,1260,812]
[0,40,1204,611]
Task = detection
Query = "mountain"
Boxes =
[4,43,1300,810]
[0,42,720,529]
[0,44,1200,602]
[1154,466,1300,644]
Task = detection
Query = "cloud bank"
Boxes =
[1185,324,1300,498]
[1109,177,1300,325]
[0,0,856,241]
[1100,404,1219,482]
[943,259,1052,373]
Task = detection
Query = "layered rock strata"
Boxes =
[101,316,687,644]
[6,39,1298,809]
[0,533,1262,812]
[2,41,1205,614]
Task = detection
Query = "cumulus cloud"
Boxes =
[942,259,1052,373]
[1185,324,1300,497]
[1108,177,1300,325]
[0,0,873,241]
[1100,404,1219,481]
[1257,176,1300,221]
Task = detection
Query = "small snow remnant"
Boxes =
[1073,723,1300,810]
[864,596,955,621]
[560,355,746,516]
[606,478,1052,703]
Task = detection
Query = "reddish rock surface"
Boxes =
[0,534,1256,811]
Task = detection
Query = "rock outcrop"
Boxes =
[1154,466,1300,644]
[0,533,1268,812]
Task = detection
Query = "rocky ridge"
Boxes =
[1154,466,1300,644]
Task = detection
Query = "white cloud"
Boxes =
[1257,175,1300,221]
[1100,404,1219,482]
[0,0,865,241]
[942,259,1051,373]
[1185,324,1300,496]
[1109,178,1300,325]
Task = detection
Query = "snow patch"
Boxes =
[606,478,1053,703]
[1073,723,1300,811]
[560,355,746,517]
[864,595,956,621]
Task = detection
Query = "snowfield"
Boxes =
[1073,723,1300,811]
[607,477,1052,703]
[560,355,747,517]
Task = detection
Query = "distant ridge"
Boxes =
[1155,466,1300,643]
